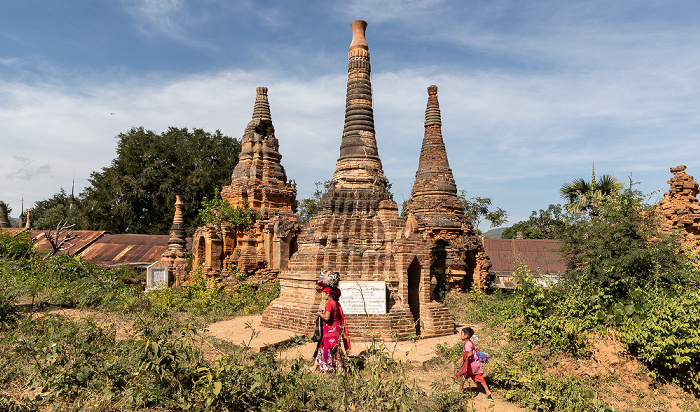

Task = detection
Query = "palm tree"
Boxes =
[560,165,622,215]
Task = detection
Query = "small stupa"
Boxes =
[160,195,188,283]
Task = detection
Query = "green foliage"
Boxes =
[0,311,454,411]
[198,189,258,230]
[30,188,87,230]
[560,165,623,215]
[490,346,615,412]
[458,190,508,233]
[81,126,241,235]
[146,272,280,319]
[508,266,590,357]
[526,204,568,239]
[501,221,543,239]
[561,183,697,299]
[444,287,618,411]
[296,180,331,224]
[617,287,700,392]
[0,230,35,260]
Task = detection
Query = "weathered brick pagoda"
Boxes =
[403,85,491,294]
[188,87,300,286]
[261,21,476,339]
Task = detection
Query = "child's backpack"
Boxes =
[476,351,489,364]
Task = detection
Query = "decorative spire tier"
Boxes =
[228,86,289,190]
[318,20,392,217]
[161,195,188,284]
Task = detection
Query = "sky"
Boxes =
[2,0,700,229]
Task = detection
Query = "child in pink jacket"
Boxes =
[455,327,492,400]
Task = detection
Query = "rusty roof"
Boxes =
[1,229,190,269]
[1,229,106,255]
[79,234,177,268]
[483,238,567,288]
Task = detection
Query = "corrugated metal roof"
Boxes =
[36,230,107,255]
[2,228,190,269]
[2,229,106,255]
[482,238,567,288]
[79,234,173,268]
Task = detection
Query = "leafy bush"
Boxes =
[618,287,700,393]
[561,185,697,299]
[199,189,259,230]
[490,346,615,411]
[0,230,35,260]
[146,272,280,319]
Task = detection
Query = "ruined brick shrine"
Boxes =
[261,21,488,339]
[658,165,700,253]
[186,86,300,286]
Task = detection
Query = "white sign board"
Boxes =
[339,281,386,314]
[146,261,169,290]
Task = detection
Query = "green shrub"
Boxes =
[0,230,35,260]
[199,189,259,230]
[618,287,700,393]
[490,346,615,411]
[561,186,698,299]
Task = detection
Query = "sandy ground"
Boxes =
[204,315,531,412]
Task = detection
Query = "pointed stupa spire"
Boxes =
[230,86,286,184]
[167,195,186,252]
[404,85,464,226]
[19,197,26,227]
[252,86,273,126]
[69,176,76,210]
[319,20,393,216]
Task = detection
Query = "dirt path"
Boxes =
[206,316,531,412]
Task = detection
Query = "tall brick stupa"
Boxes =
[262,21,455,339]
[403,85,491,293]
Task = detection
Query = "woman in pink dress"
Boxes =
[314,286,350,372]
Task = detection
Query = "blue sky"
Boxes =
[2,0,700,229]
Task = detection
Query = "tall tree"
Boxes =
[458,190,508,234]
[81,127,241,235]
[527,204,568,239]
[561,184,695,299]
[31,188,86,230]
